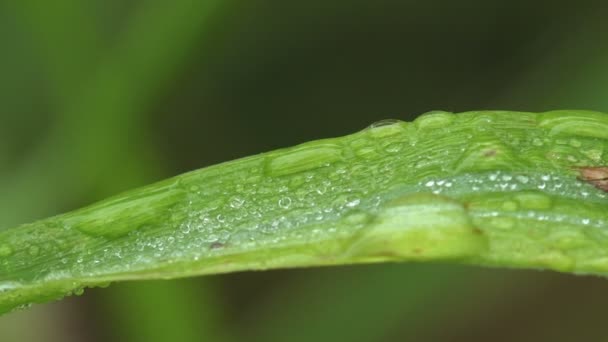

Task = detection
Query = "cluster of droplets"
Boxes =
[0,117,442,287]
[511,128,606,167]
[6,111,608,311]
[0,220,92,279]
[49,152,383,277]
[102,124,425,270]
[420,170,607,200]
[475,203,607,230]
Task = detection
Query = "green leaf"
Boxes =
[1,110,607,314]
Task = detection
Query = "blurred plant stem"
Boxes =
[100,279,231,342]
[496,9,608,110]
[1,1,228,341]
[9,0,102,102]
[244,264,523,342]
[0,0,224,226]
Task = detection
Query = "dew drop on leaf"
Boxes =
[383,142,404,153]
[367,119,403,129]
[229,197,245,209]
[278,197,292,209]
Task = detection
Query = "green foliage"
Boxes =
[1,110,607,315]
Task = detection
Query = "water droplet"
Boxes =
[180,223,191,234]
[229,197,245,209]
[0,281,20,293]
[68,186,184,238]
[366,120,407,138]
[539,110,608,140]
[414,110,454,130]
[353,145,377,158]
[367,119,403,129]
[265,144,343,177]
[345,198,361,208]
[278,197,292,209]
[383,142,404,153]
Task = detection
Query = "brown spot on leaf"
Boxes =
[578,166,608,192]
[483,149,497,157]
[210,242,225,249]
[588,179,608,192]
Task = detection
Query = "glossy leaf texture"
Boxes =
[1,110,608,314]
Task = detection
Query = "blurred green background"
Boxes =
[1,1,608,341]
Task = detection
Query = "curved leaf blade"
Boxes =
[1,110,607,314]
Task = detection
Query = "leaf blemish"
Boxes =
[210,242,225,250]
[578,166,608,192]
[472,227,483,235]
[483,149,497,157]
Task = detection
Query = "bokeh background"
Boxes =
[1,1,608,341]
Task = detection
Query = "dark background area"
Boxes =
[1,1,608,341]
